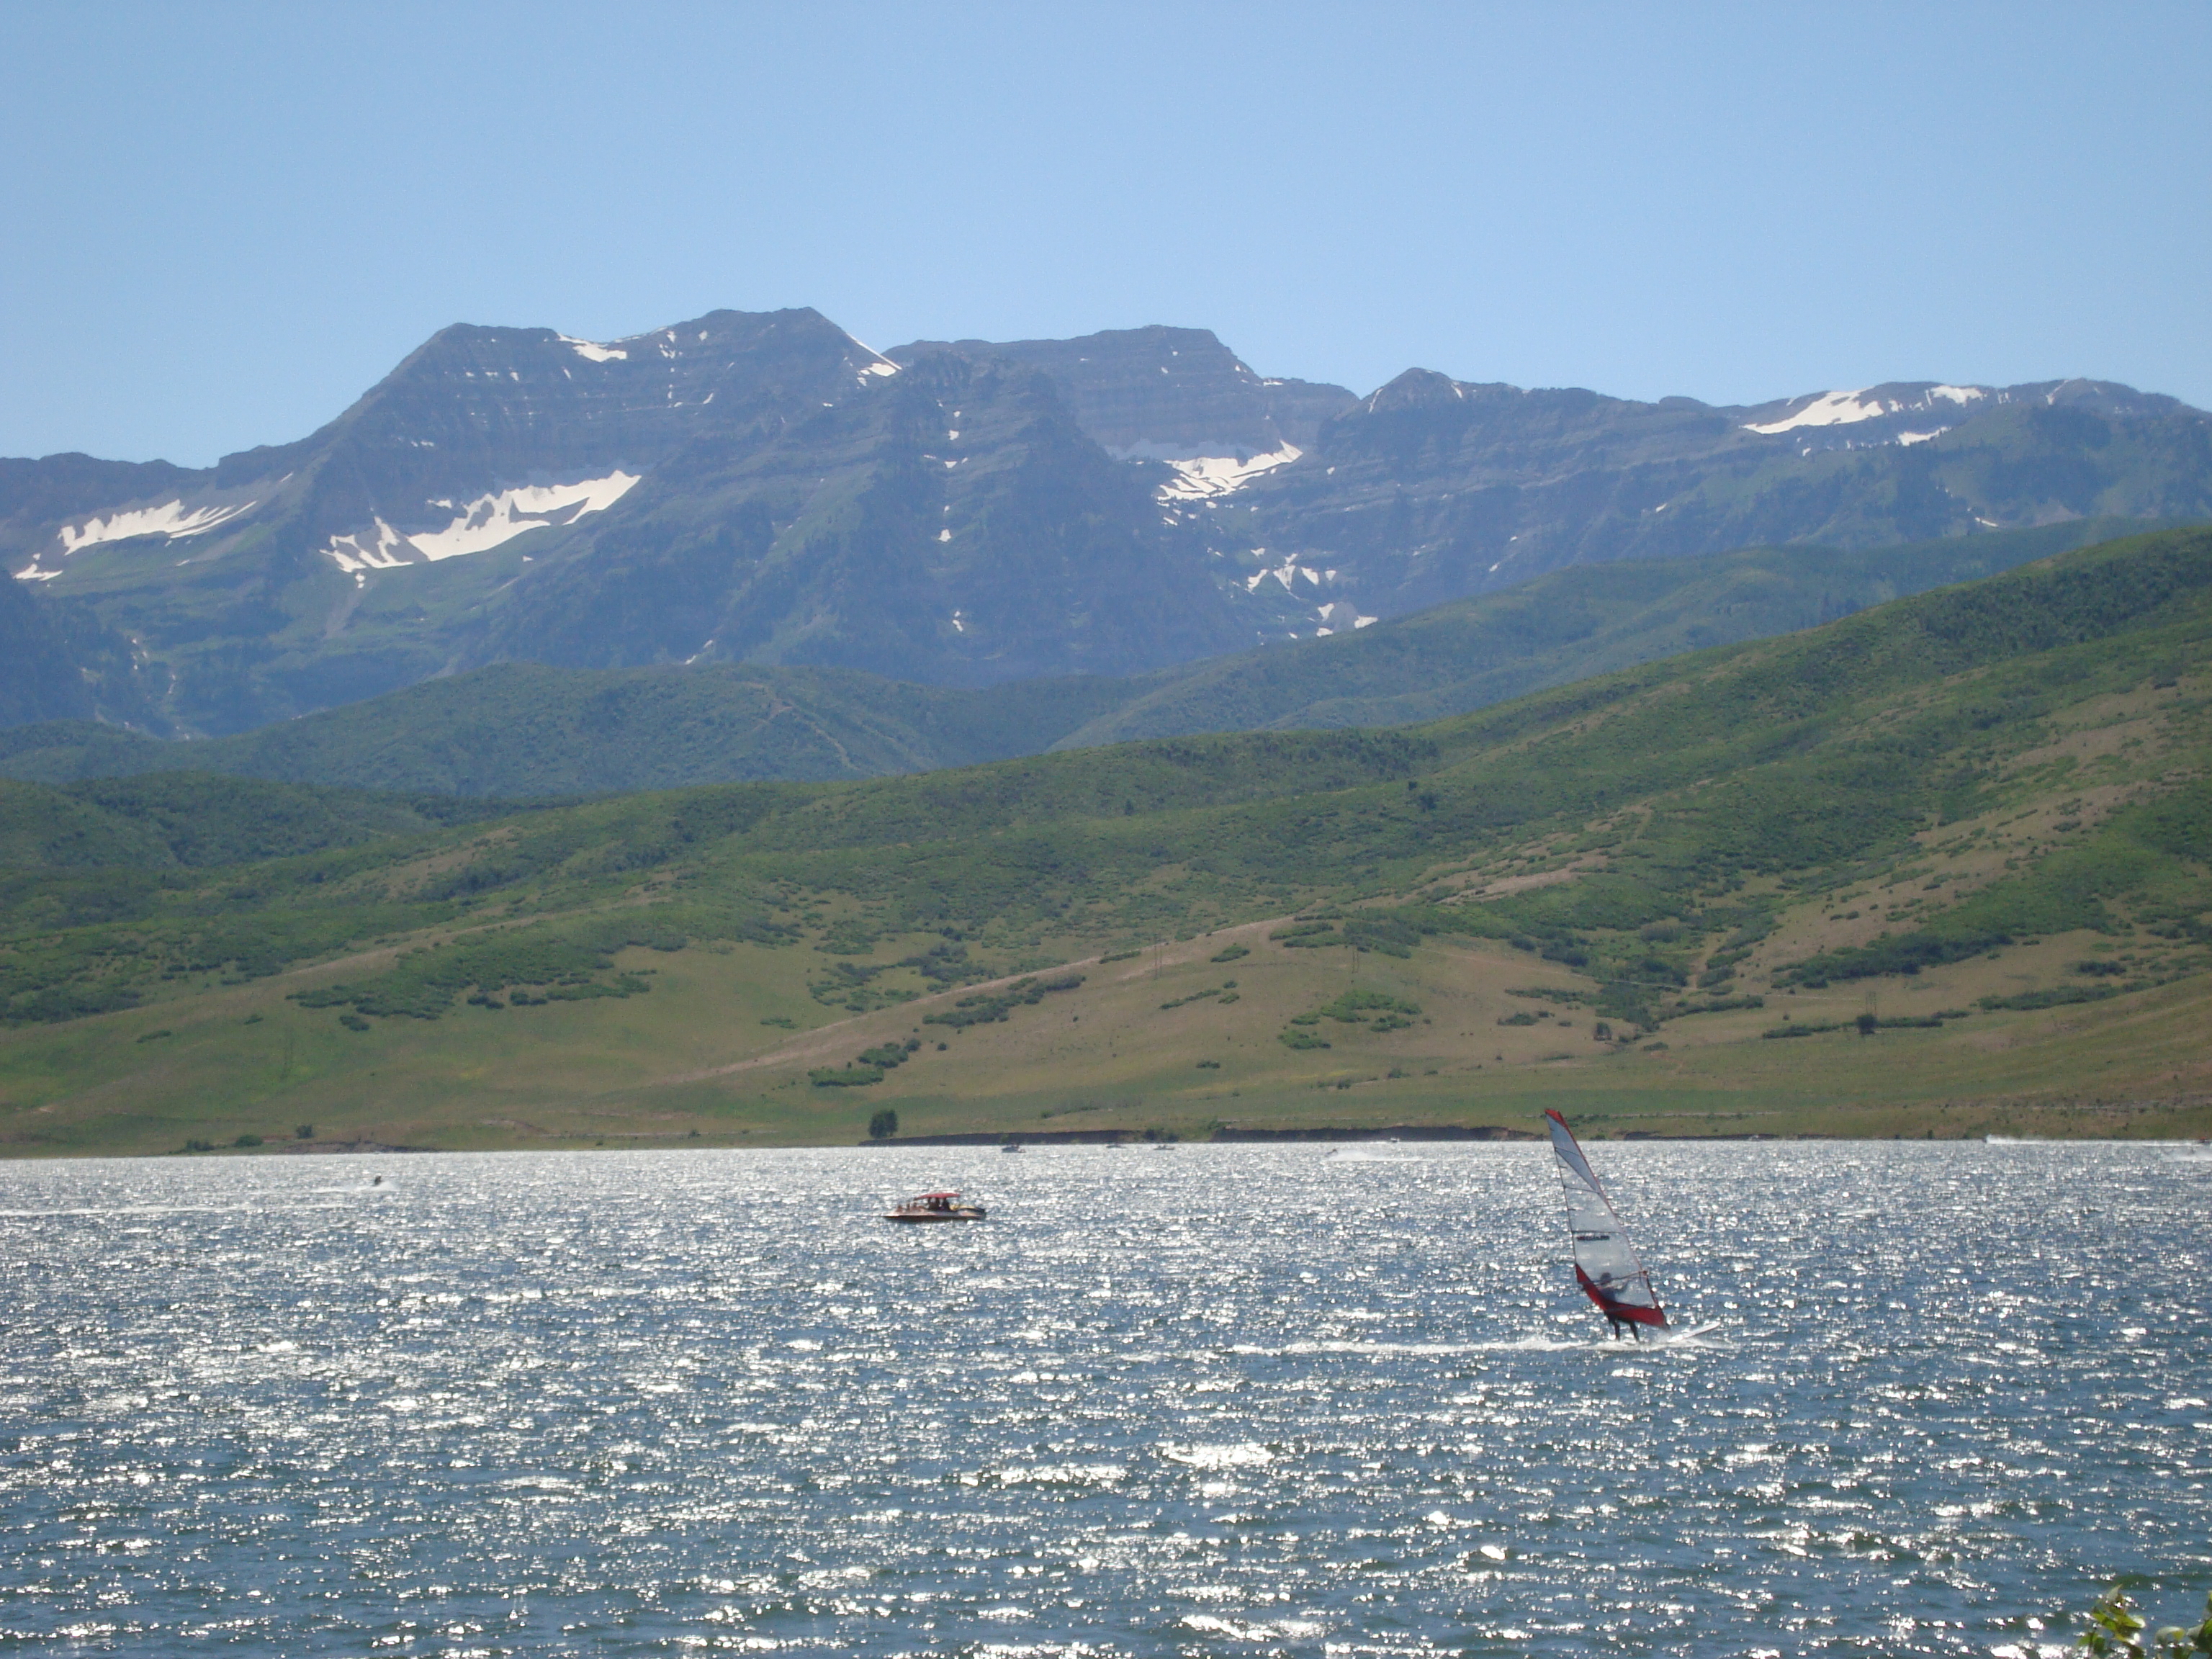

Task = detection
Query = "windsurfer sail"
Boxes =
[1544,1109,1668,1339]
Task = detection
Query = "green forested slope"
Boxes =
[0,662,1136,793]
[1051,517,2159,747]
[0,519,2159,795]
[0,773,537,876]
[0,527,2205,1151]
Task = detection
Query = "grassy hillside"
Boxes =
[0,519,2162,795]
[0,527,2206,1155]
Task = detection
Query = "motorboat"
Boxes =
[885,1190,987,1223]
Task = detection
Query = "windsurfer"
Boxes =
[1547,1110,1671,1339]
[1591,1274,1636,1341]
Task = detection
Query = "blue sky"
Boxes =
[4,1,2207,467]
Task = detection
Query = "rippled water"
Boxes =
[2,1141,2208,1656]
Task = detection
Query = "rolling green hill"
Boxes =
[0,518,2163,794]
[1048,517,2162,747]
[1,526,2206,1155]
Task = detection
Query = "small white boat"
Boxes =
[885,1190,987,1223]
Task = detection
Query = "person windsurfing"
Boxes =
[1543,1110,1669,1340]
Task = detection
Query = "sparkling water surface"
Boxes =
[2,1141,2207,1656]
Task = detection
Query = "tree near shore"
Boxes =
[2074,1586,2212,1657]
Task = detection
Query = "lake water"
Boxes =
[1,1141,2206,1656]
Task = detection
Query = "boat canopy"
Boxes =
[914,1192,961,1200]
[1544,1110,1668,1328]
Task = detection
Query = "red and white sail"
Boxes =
[1544,1110,1668,1328]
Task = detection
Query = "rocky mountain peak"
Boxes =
[888,324,1354,463]
[1359,368,1472,415]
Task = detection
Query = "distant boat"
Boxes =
[885,1190,987,1223]
[1000,1141,1024,1154]
[1544,1110,1668,1340]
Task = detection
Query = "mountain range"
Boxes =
[4,307,2210,739]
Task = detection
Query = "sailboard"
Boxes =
[1544,1109,1668,1336]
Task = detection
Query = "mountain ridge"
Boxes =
[1215,369,2212,622]
[886,323,1357,460]
[5,303,2208,737]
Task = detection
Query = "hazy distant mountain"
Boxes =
[1,309,898,731]
[3,301,2207,737]
[4,309,885,587]
[0,567,159,731]
[0,312,1295,729]
[1205,372,2212,624]
[0,575,95,727]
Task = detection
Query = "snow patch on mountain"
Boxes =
[557,335,628,363]
[318,471,642,572]
[408,471,641,561]
[323,519,413,575]
[1159,444,1302,501]
[1744,390,1889,433]
[1744,385,1990,436]
[1246,554,1330,594]
[842,333,900,378]
[57,498,258,554]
